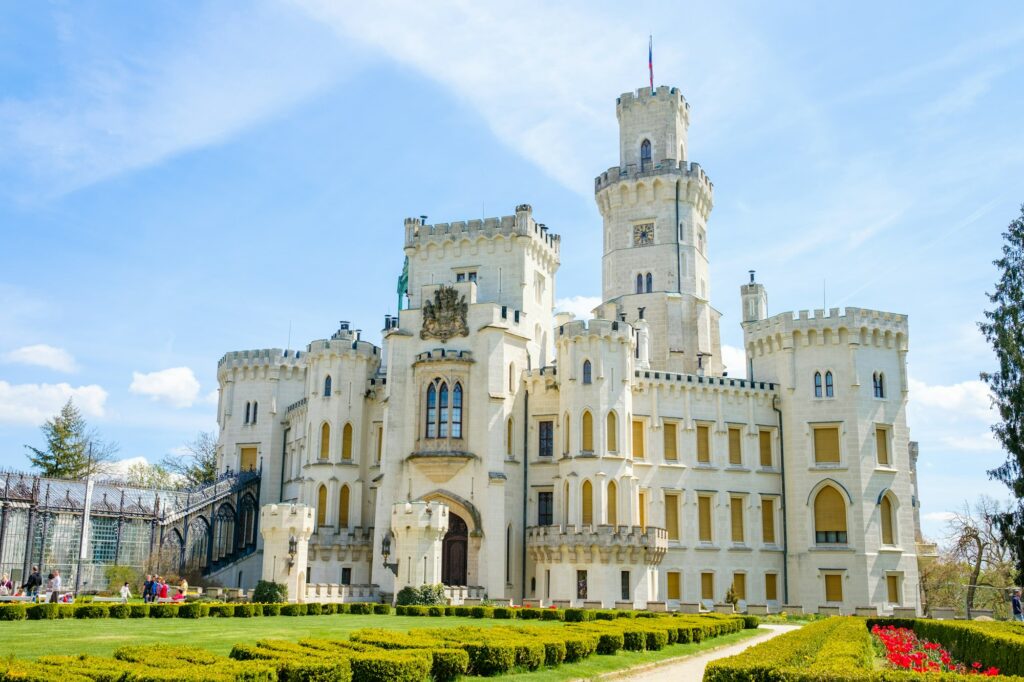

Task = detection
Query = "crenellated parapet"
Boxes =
[743,306,908,356]
[525,524,668,565]
[217,348,306,383]
[306,321,381,364]
[557,318,634,343]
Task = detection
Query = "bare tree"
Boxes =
[947,496,1015,616]
[160,431,218,488]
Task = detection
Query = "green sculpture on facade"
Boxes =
[397,256,409,311]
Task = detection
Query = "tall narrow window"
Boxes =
[665,493,680,541]
[765,573,778,601]
[876,427,890,466]
[375,427,382,463]
[632,420,645,459]
[814,486,848,544]
[319,423,330,460]
[813,426,841,464]
[439,383,449,437]
[639,490,648,530]
[663,422,678,461]
[509,363,516,393]
[825,574,843,602]
[341,423,353,460]
[696,424,711,463]
[728,427,742,466]
[645,273,653,293]
[451,383,463,438]
[426,384,437,438]
[732,573,746,601]
[640,139,651,170]
[505,526,512,582]
[251,402,258,424]
[887,575,901,604]
[825,371,834,397]
[563,413,570,454]
[607,480,618,526]
[582,410,594,452]
[698,495,713,542]
[606,412,618,452]
[538,491,553,525]
[582,360,592,384]
[701,572,714,601]
[636,274,644,294]
[506,417,514,457]
[244,402,250,424]
[324,376,332,397]
[338,485,350,528]
[880,495,896,545]
[814,372,823,398]
[730,497,745,543]
[539,420,553,457]
[316,484,327,528]
[759,430,772,467]
[762,498,776,544]
[620,571,630,601]
[667,571,681,600]
[877,373,885,398]
[581,480,593,526]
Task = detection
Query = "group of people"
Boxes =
[141,575,187,603]
[0,566,70,603]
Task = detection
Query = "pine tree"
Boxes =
[982,204,1024,581]
[25,399,90,477]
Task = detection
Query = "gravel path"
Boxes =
[612,623,801,681]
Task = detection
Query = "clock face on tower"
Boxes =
[633,223,654,246]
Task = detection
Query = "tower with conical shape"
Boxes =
[595,86,721,374]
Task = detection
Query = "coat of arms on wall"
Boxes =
[421,286,469,341]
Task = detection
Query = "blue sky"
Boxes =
[1,1,1022,540]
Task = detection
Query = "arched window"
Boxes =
[636,274,644,294]
[244,402,250,424]
[581,480,593,526]
[880,494,895,546]
[439,383,449,437]
[316,484,328,528]
[582,410,594,452]
[251,402,258,424]
[338,484,350,528]
[814,372,823,398]
[319,423,330,460]
[214,505,235,561]
[452,383,463,438]
[582,360,592,385]
[506,417,514,457]
[341,423,353,460]
[814,486,847,544]
[563,413,570,454]
[324,375,332,397]
[640,139,652,170]
[426,383,437,438]
[825,371,834,398]
[607,480,618,527]
[645,273,653,293]
[607,411,618,452]
[874,372,885,398]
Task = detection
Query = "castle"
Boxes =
[213,85,924,613]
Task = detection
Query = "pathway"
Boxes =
[613,623,801,681]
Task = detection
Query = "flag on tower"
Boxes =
[648,35,653,89]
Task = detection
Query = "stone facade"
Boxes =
[217,84,923,614]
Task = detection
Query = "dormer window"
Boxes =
[640,139,652,171]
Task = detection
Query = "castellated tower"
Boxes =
[595,86,721,375]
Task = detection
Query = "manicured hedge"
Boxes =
[0,604,26,621]
[261,603,281,616]
[149,603,179,618]
[280,603,307,616]
[348,602,373,615]
[74,604,109,619]
[177,602,209,619]
[373,604,391,615]
[26,603,59,620]
[208,603,234,617]
[130,603,150,618]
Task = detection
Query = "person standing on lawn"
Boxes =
[1013,589,1022,621]
[119,582,132,602]
[21,566,41,598]
[142,575,153,603]
[159,577,169,600]
[48,569,62,603]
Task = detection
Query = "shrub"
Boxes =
[395,586,421,606]
[335,603,350,614]
[261,603,281,616]
[395,605,407,616]
[594,631,625,655]
[742,614,760,629]
[492,607,514,619]
[622,630,646,651]
[470,606,488,619]
[615,610,636,619]
[463,642,516,676]
[373,604,390,615]
[234,603,257,618]
[281,603,307,616]
[563,634,598,662]
[453,606,470,617]
[349,651,431,682]
[0,604,26,621]
[252,580,288,604]
[563,608,594,622]
[443,606,454,616]
[177,602,209,618]
[429,648,469,682]
[427,606,444,617]
[518,607,540,620]
[129,603,150,618]
[541,608,563,621]
[349,602,372,615]
[305,602,323,616]
[539,640,566,666]
[74,604,109,619]
[208,603,234,617]
[149,604,179,618]
[595,610,617,621]
[58,604,77,619]
[27,603,60,620]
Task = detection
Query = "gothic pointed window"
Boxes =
[825,371,834,398]
[452,383,463,438]
[640,139,651,171]
[338,484,350,528]
[814,372,823,398]
[878,373,885,398]
[814,486,847,544]
[244,402,250,424]
[439,383,449,437]
[251,402,257,424]
[319,423,330,460]
[324,375,332,397]
[636,274,643,294]
[341,423,353,460]
[582,360,592,385]
[426,383,437,438]
[645,273,653,293]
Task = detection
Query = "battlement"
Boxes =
[631,369,777,394]
[414,348,474,364]
[306,322,380,361]
[594,159,713,194]
[557,317,634,342]
[616,85,689,112]
[743,306,908,347]
[217,348,306,370]
[404,204,560,255]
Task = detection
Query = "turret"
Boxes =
[741,271,768,324]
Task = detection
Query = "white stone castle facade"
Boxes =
[214,84,923,613]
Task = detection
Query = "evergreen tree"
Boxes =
[982,204,1024,580]
[25,399,90,477]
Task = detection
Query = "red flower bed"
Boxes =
[872,624,999,676]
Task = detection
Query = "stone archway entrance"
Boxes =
[441,512,468,586]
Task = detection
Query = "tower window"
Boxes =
[324,375,332,397]
[251,402,257,424]
[244,402,250,425]
[425,379,463,439]
[538,420,553,457]
[645,273,653,293]
[636,274,643,294]
[873,372,886,398]
[814,372,823,398]
[825,371,834,397]
[582,360,592,385]
[640,139,651,170]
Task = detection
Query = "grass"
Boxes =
[0,614,565,660]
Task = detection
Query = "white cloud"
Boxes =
[129,367,201,408]
[720,345,747,379]
[105,456,150,477]
[555,296,601,321]
[923,511,956,523]
[909,377,994,421]
[3,344,78,372]
[0,380,107,425]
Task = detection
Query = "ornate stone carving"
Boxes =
[420,286,469,341]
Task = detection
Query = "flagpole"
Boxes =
[648,35,654,89]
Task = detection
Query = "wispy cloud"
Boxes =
[129,367,201,408]
[0,380,107,425]
[2,344,77,372]
[555,295,601,321]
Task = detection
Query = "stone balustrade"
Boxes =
[303,583,380,603]
[525,524,669,565]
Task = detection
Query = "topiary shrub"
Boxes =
[595,610,617,620]
[742,614,760,629]
[129,604,149,618]
[616,610,636,618]
[74,604,109,619]
[27,603,60,620]
[348,602,372,615]
[470,606,487,619]
[305,602,323,616]
[261,603,281,616]
[0,604,27,621]
[281,603,307,616]
[177,602,209,618]
[395,605,408,616]
[108,604,131,619]
[406,606,427,616]
[541,608,563,621]
[594,631,625,655]
[335,603,349,614]
[234,603,257,618]
[429,648,469,682]
[443,606,454,616]
[395,586,421,606]
[57,604,76,619]
[251,580,288,604]
[622,630,646,651]
[564,608,595,622]
[373,604,390,615]
[463,642,516,676]
[453,606,470,617]
[148,604,179,618]
[349,652,431,682]
[427,606,444,617]
[519,608,541,619]
[208,603,234,617]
